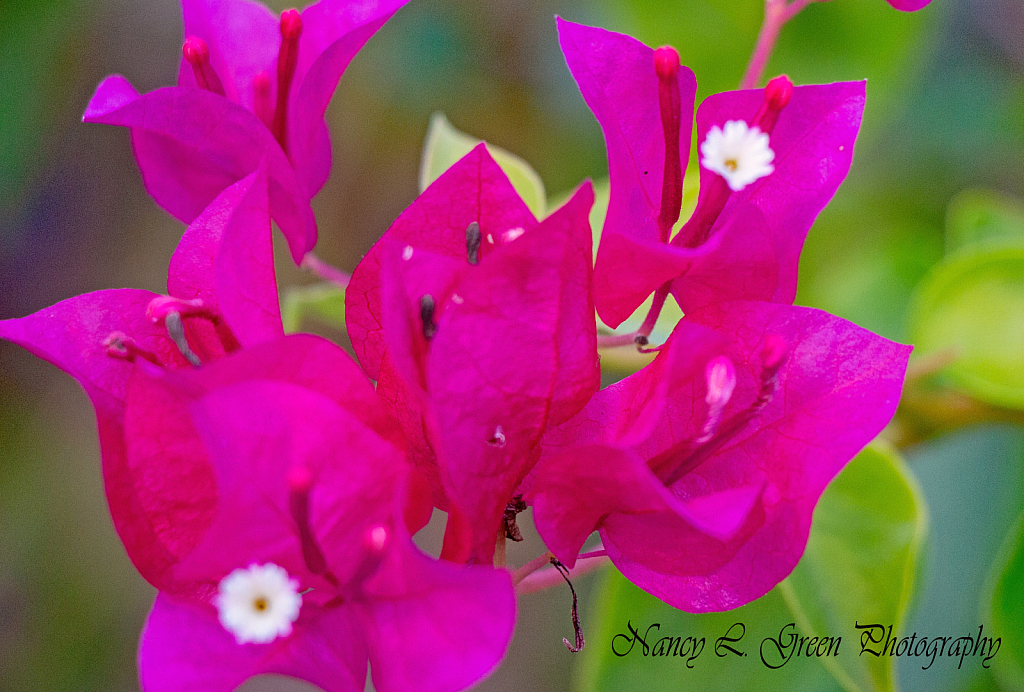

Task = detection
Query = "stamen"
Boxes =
[503,495,527,542]
[182,37,226,96]
[347,525,391,589]
[419,295,437,340]
[656,337,790,487]
[672,75,792,249]
[272,9,303,151]
[502,227,525,243]
[164,312,202,367]
[253,71,273,128]
[551,558,585,653]
[466,221,482,265]
[486,425,506,448]
[366,525,389,553]
[287,466,331,578]
[102,332,160,365]
[761,333,788,373]
[754,334,788,410]
[146,296,214,324]
[654,45,683,243]
[697,356,736,443]
[750,75,793,135]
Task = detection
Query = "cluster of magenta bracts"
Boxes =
[1,1,926,690]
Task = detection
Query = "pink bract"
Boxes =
[557,19,865,327]
[84,0,409,262]
[887,0,932,10]
[0,163,285,594]
[135,378,514,692]
[346,145,600,563]
[530,301,911,612]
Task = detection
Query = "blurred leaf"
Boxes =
[986,511,1024,691]
[780,443,928,692]
[898,425,1024,692]
[577,570,842,692]
[946,189,1024,255]
[0,0,86,214]
[600,0,933,130]
[281,283,346,334]
[419,112,546,218]
[909,247,1024,409]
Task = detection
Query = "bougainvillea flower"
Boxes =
[0,164,288,592]
[346,144,600,563]
[121,331,419,597]
[887,0,931,10]
[83,0,409,262]
[530,301,911,612]
[133,377,514,692]
[557,19,865,328]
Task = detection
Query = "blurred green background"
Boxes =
[1,0,1023,690]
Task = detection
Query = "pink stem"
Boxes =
[596,332,640,349]
[637,283,670,339]
[739,0,816,89]
[302,253,351,287]
[516,554,611,596]
[595,282,673,350]
[512,551,553,584]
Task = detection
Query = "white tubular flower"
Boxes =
[215,563,302,644]
[699,120,775,191]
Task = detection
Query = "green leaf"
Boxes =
[0,0,86,217]
[280,283,347,334]
[601,0,933,133]
[909,247,1024,409]
[986,511,1024,690]
[780,443,928,692]
[899,424,1024,692]
[946,189,1024,254]
[419,112,546,218]
[577,570,843,692]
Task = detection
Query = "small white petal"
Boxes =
[699,120,775,192]
[216,563,302,645]
[502,227,525,243]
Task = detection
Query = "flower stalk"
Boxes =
[740,0,816,88]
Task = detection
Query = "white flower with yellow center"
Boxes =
[215,563,302,644]
[699,120,775,192]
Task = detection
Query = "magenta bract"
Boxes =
[557,19,865,327]
[134,378,514,692]
[531,300,912,612]
[0,164,283,593]
[346,144,600,563]
[886,0,932,10]
[84,0,409,262]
